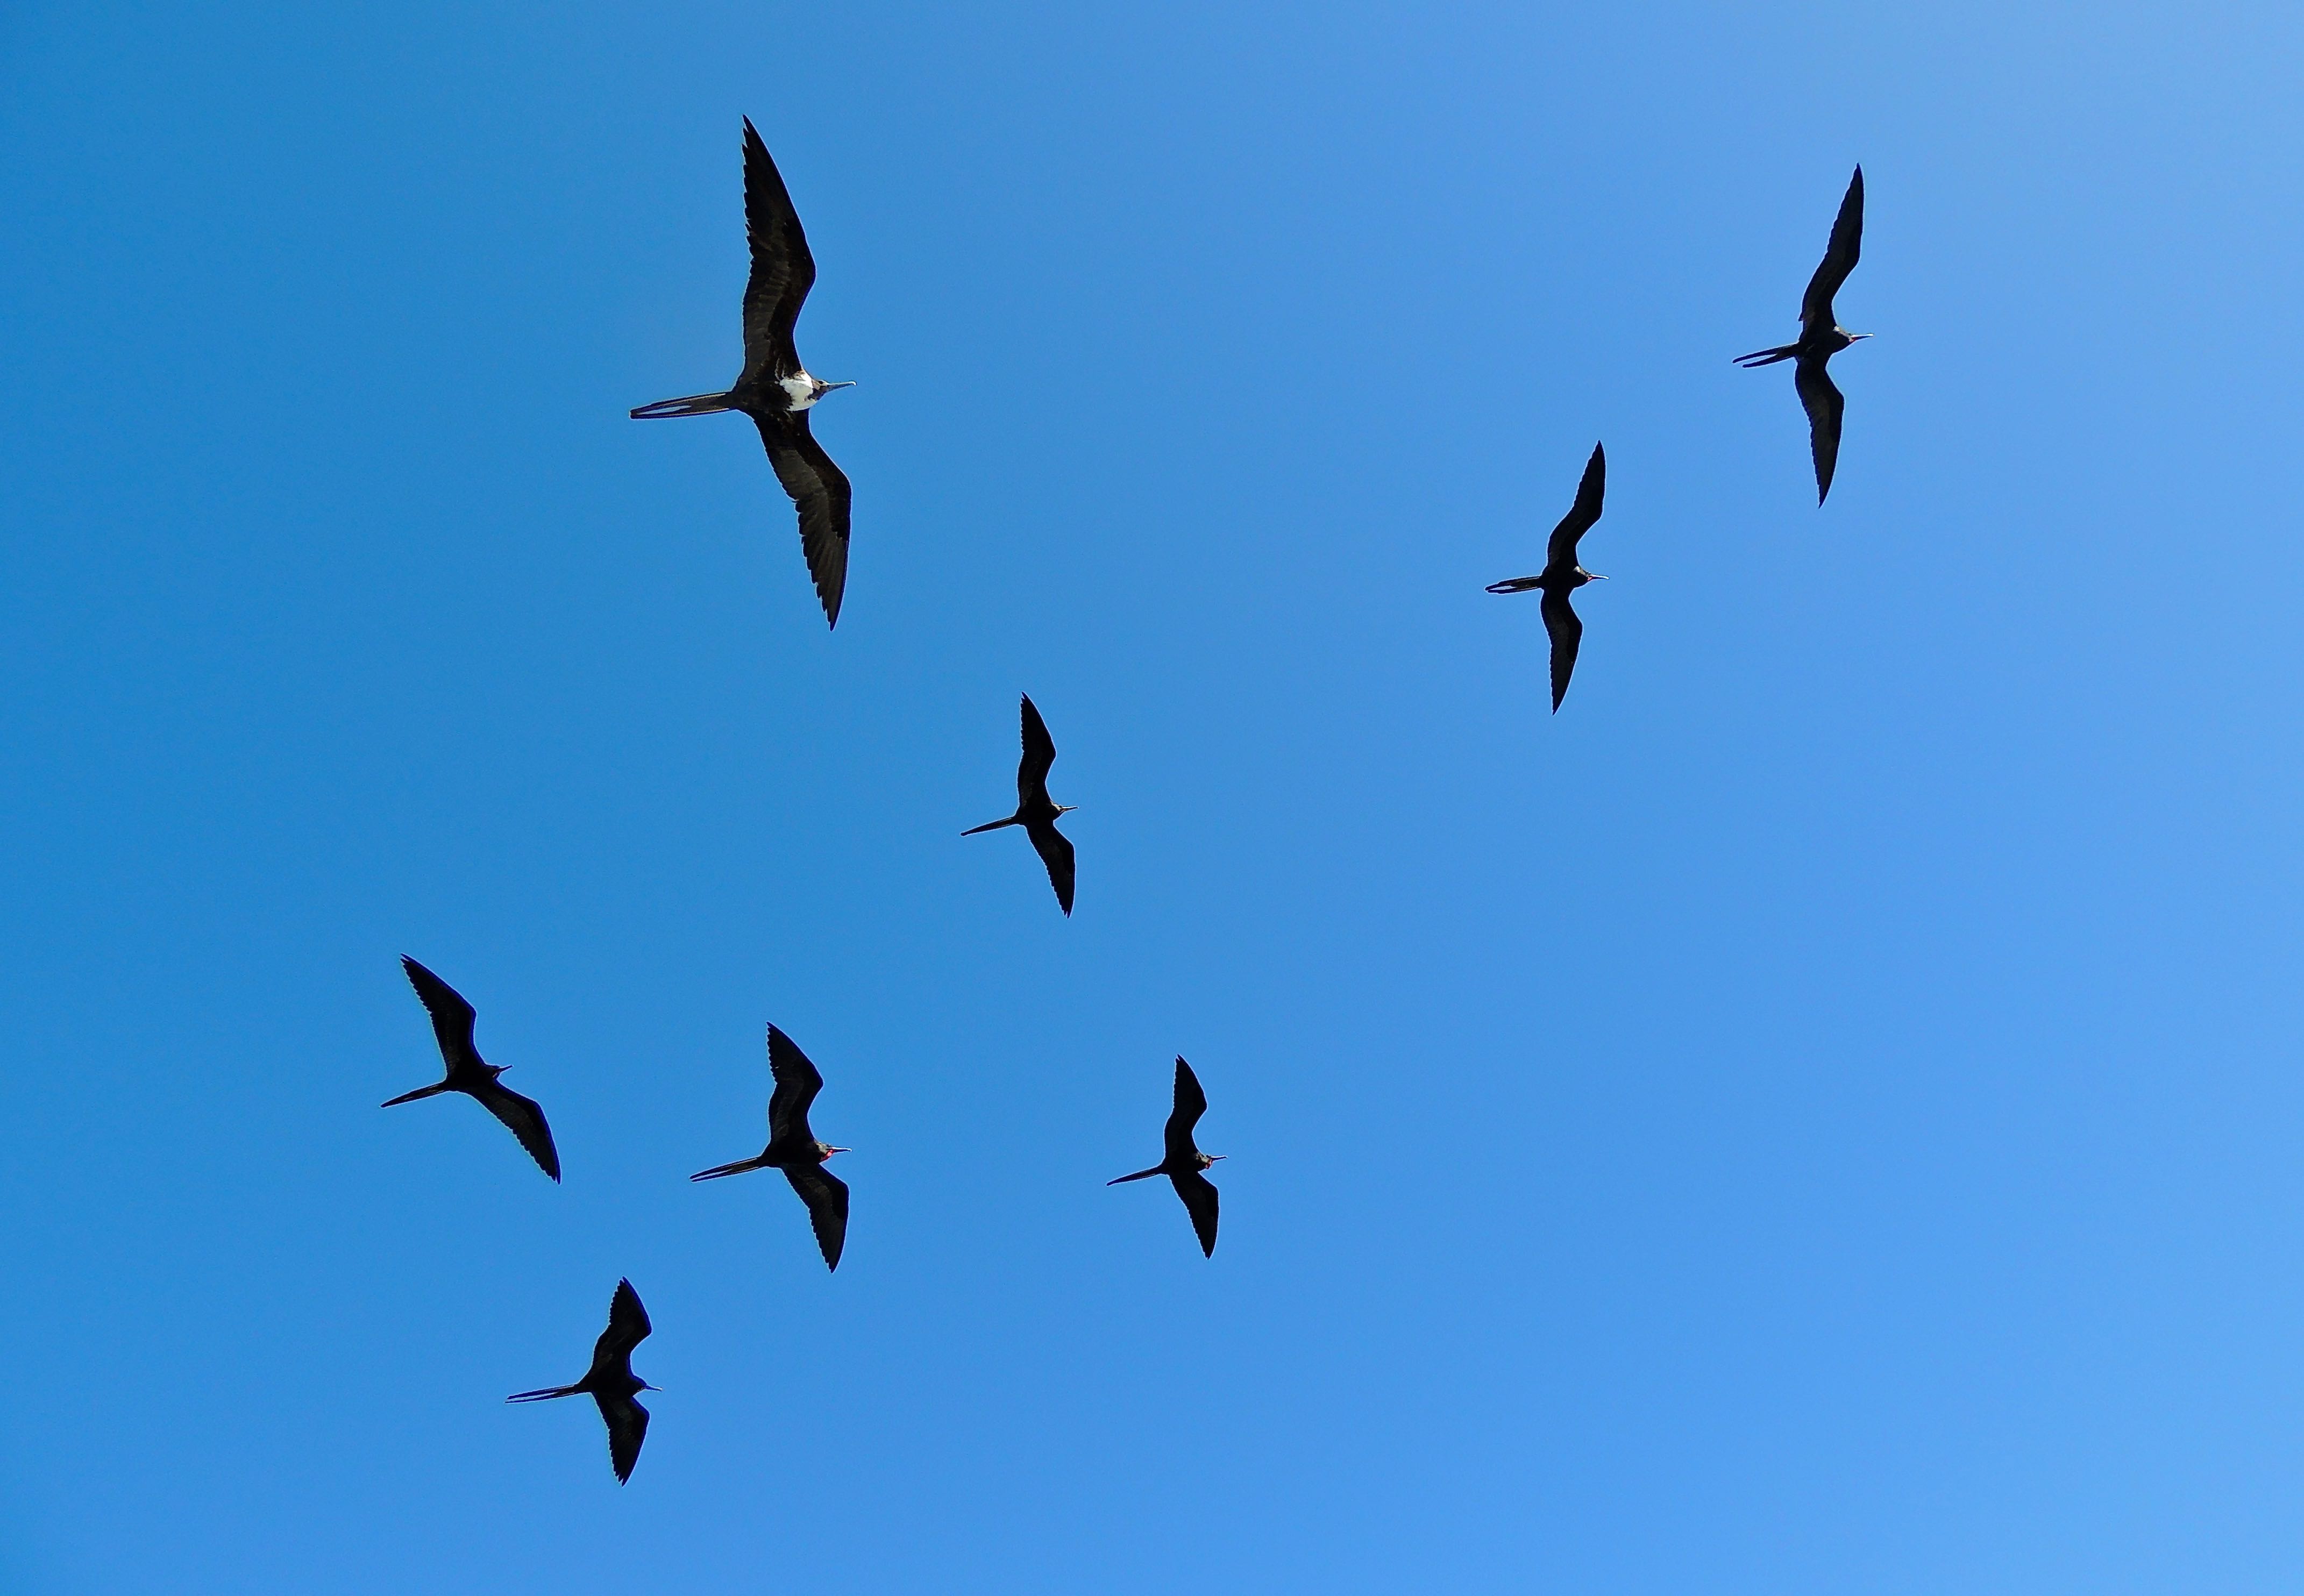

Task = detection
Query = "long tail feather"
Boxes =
[689,1157,769,1182]
[1734,345,1797,367]
[1107,1166,1165,1185]
[962,816,1021,836]
[380,1081,452,1107]
[506,1384,580,1402]
[630,391,738,419]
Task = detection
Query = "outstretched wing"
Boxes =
[1544,441,1606,570]
[1026,821,1075,917]
[737,118,817,386]
[783,1162,850,1271]
[753,409,852,628]
[1799,166,1863,337]
[1170,1169,1220,1258]
[1539,588,1583,712]
[471,1076,561,1182]
[593,1278,653,1366]
[1795,355,1846,504]
[401,956,479,1071]
[766,1025,827,1147]
[1017,695,1058,806]
[595,1391,651,1485]
[1164,1057,1208,1164]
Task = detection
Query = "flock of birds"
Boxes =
[382,121,1869,1483]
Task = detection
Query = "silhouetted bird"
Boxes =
[382,956,560,1181]
[508,1278,656,1484]
[1108,1057,1222,1257]
[691,1024,850,1271]
[631,118,856,625]
[1736,165,1867,503]
[1487,441,1608,712]
[963,694,1077,916]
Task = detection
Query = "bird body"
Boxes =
[1737,165,1867,502]
[382,956,560,1181]
[1487,441,1608,712]
[508,1279,656,1483]
[631,118,855,625]
[690,1024,850,1271]
[1108,1057,1222,1257]
[964,694,1077,915]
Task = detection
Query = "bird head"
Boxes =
[1198,1152,1225,1170]
[813,379,856,400]
[1056,803,1080,816]
[1580,568,1608,582]
[821,1143,851,1160]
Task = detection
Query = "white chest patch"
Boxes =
[779,372,818,410]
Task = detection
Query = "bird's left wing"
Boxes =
[783,1162,850,1271]
[1164,1057,1208,1163]
[766,1025,827,1147]
[595,1278,653,1363]
[1544,441,1606,569]
[754,410,852,628]
[472,1077,562,1182]
[1018,695,1058,804]
[1799,166,1864,335]
[1026,821,1075,917]
[596,1391,651,1485]
[737,118,817,386]
[1539,589,1583,713]
[401,956,480,1070]
[1170,1169,1220,1258]
[1794,355,1846,504]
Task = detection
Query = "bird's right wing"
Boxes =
[596,1392,651,1485]
[1539,589,1583,713]
[1799,166,1864,337]
[1794,355,1846,504]
[765,1025,827,1147]
[753,409,852,628]
[784,1162,850,1271]
[472,1077,561,1182]
[594,1278,653,1365]
[1026,821,1075,917]
[401,956,480,1070]
[1018,695,1058,804]
[1170,1169,1220,1258]
[737,118,817,386]
[1544,441,1606,569]
[1163,1057,1208,1164]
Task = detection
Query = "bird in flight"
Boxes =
[963,694,1077,916]
[1487,441,1609,712]
[382,956,560,1181]
[691,1024,851,1271]
[631,118,856,626]
[1736,165,1868,503]
[508,1278,657,1484]
[1108,1057,1223,1257]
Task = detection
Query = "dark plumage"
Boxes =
[1485,441,1609,712]
[690,1024,851,1271]
[1736,166,1868,503]
[1108,1057,1223,1257]
[963,694,1077,916]
[382,956,560,1181]
[631,119,856,625]
[507,1278,656,1484]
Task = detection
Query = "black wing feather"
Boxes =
[1026,822,1075,916]
[593,1278,653,1367]
[596,1392,650,1485]
[1794,355,1846,504]
[1017,695,1057,804]
[753,410,851,628]
[784,1162,850,1271]
[1539,588,1583,712]
[1170,1169,1220,1257]
[765,1025,826,1147]
[738,118,817,385]
[1544,442,1606,570]
[1164,1057,1208,1164]
[401,956,479,1071]
[1799,166,1863,337]
[471,1076,561,1182]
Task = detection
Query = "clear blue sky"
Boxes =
[5,2,2303,1590]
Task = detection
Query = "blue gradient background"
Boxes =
[5,3,2303,1591]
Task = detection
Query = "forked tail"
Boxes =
[962,816,1022,836]
[630,391,738,419]
[1107,1165,1165,1185]
[1733,344,1797,367]
[689,1156,769,1182]
[380,1081,453,1107]
[506,1384,581,1402]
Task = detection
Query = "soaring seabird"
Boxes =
[382,956,561,1181]
[507,1278,657,1484]
[1108,1057,1222,1258]
[690,1024,851,1271]
[1736,165,1868,503]
[1486,441,1608,712]
[963,694,1077,916]
[631,118,856,625]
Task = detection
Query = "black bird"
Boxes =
[631,118,856,626]
[963,694,1077,916]
[691,1024,851,1271]
[1736,165,1868,503]
[1108,1057,1222,1257]
[382,956,560,1182]
[507,1278,657,1484]
[1486,441,1608,712]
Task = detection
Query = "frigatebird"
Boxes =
[1736,165,1868,503]
[963,694,1076,916]
[1487,441,1608,712]
[507,1278,656,1484]
[631,118,856,626]
[691,1024,850,1271]
[382,956,560,1181]
[1108,1057,1222,1257]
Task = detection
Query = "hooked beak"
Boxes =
[821,381,857,391]
[1057,804,1080,815]
[827,1146,852,1156]
[1208,1154,1226,1162]
[1850,332,1873,341]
